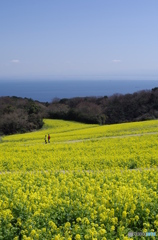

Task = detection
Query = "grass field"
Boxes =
[0,119,158,239]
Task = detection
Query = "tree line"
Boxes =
[0,97,45,135]
[1,87,158,135]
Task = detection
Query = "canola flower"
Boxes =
[0,170,158,239]
[0,119,158,239]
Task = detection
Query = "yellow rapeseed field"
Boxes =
[0,119,158,239]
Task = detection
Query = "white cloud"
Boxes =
[112,59,121,63]
[11,59,20,63]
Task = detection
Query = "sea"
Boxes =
[0,80,158,103]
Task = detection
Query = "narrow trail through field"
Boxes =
[55,131,158,144]
[0,167,158,175]
[7,131,158,146]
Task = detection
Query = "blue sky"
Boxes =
[0,0,158,81]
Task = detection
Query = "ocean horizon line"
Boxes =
[0,79,158,102]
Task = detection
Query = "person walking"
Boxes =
[45,135,47,144]
[48,134,50,143]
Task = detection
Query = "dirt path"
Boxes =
[8,131,158,146]
[55,131,158,144]
[0,167,158,175]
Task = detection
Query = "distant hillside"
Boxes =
[0,96,47,135]
[48,88,158,124]
[1,87,158,135]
